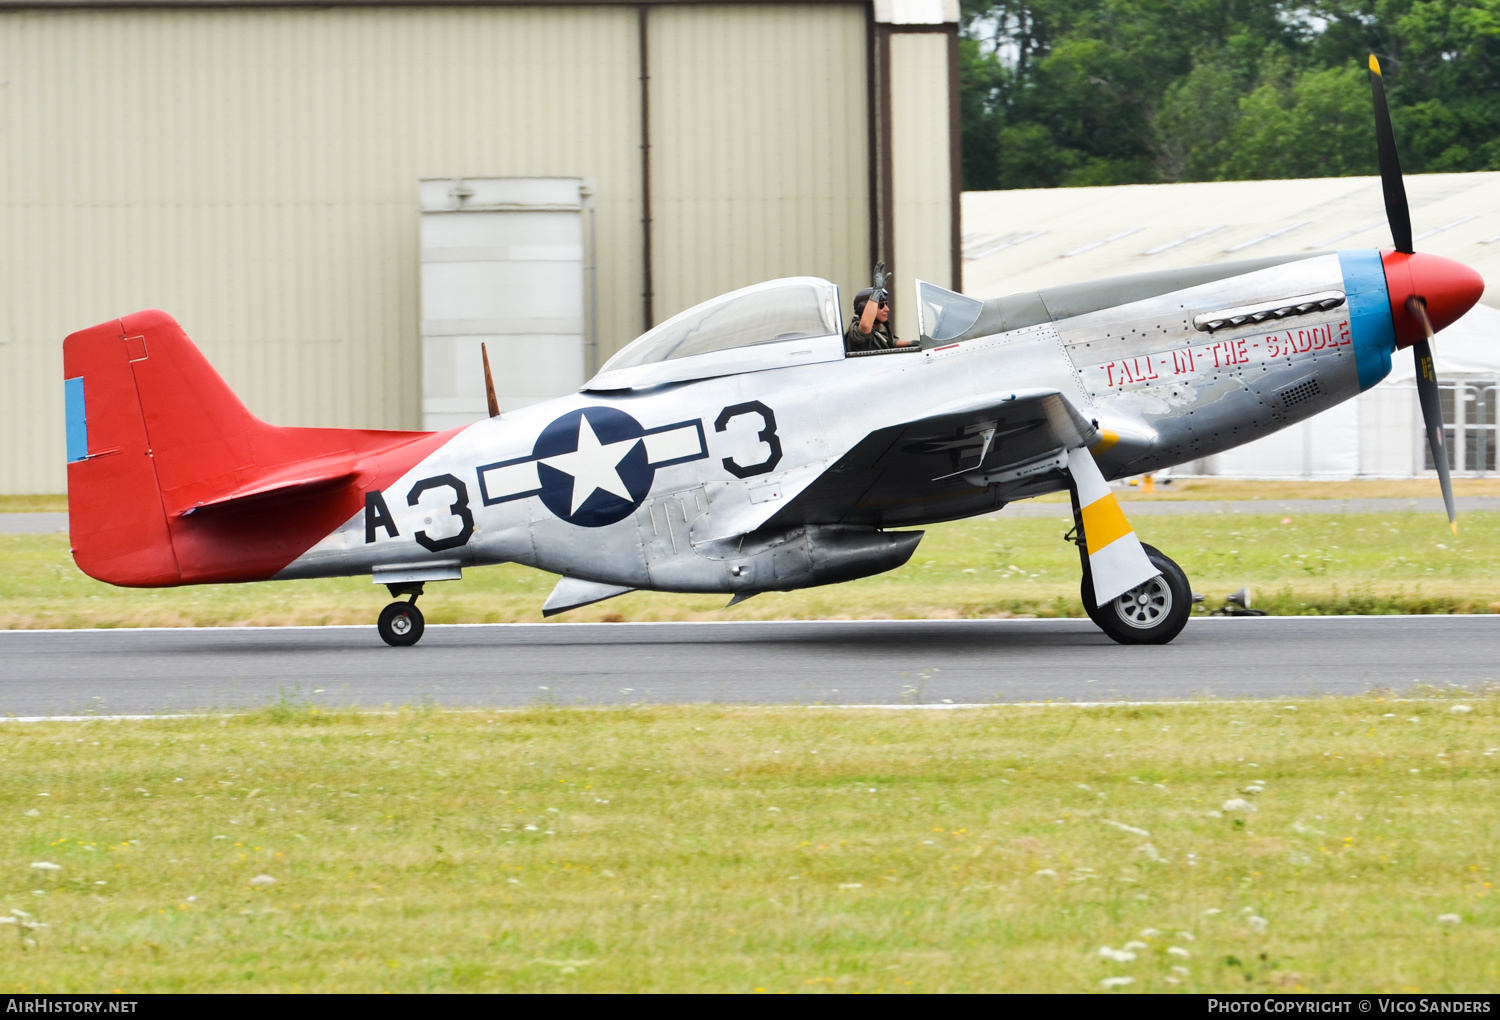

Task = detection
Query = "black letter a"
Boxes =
[365,490,399,543]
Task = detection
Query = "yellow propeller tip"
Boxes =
[1369,54,1382,75]
[1451,520,1459,537]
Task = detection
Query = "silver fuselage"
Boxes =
[280,252,1390,594]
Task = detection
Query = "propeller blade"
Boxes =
[1369,55,1414,254]
[1408,297,1458,535]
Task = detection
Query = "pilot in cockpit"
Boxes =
[844,262,915,353]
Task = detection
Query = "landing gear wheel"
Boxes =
[377,600,425,647]
[1081,544,1191,646]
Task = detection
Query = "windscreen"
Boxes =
[918,280,985,343]
[602,279,840,371]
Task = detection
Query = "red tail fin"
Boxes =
[64,311,456,585]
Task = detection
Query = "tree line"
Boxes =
[960,0,1500,189]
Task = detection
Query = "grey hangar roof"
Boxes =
[961,173,1499,309]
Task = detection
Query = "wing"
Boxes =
[763,388,1097,529]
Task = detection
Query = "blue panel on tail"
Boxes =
[64,376,88,463]
[1339,250,1395,392]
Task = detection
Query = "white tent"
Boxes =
[959,175,1500,478]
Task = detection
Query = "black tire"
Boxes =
[1080,544,1191,646]
[1080,578,1108,628]
[1079,561,1108,628]
[377,601,425,647]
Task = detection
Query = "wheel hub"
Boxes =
[1112,575,1171,629]
[391,615,412,636]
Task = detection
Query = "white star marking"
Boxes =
[540,415,640,515]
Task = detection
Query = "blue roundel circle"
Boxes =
[532,406,654,527]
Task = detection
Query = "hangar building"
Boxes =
[962,174,1500,479]
[1,0,962,494]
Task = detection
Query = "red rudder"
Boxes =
[63,316,182,586]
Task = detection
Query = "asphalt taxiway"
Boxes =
[1,616,1494,717]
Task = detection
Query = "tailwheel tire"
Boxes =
[378,601,425,647]
[1081,544,1191,646]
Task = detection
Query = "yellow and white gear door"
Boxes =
[1067,447,1160,605]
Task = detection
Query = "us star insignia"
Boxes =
[477,407,708,527]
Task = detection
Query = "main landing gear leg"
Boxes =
[378,582,426,647]
[1067,492,1192,646]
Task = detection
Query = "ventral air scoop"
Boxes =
[1382,251,1485,350]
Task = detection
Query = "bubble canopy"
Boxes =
[587,278,844,390]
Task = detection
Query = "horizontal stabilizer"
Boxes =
[543,576,635,617]
[180,455,358,515]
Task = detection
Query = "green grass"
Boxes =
[2,697,1496,992]
[0,495,67,514]
[5,511,1500,629]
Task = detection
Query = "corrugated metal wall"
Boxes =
[0,6,645,493]
[888,31,952,343]
[0,3,889,494]
[647,3,871,325]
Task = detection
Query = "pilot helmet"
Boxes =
[852,287,888,316]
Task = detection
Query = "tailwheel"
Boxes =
[1081,543,1191,646]
[377,600,425,647]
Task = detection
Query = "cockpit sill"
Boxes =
[845,345,923,358]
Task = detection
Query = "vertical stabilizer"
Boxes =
[64,311,457,586]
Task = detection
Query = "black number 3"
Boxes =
[407,474,475,552]
[715,401,783,478]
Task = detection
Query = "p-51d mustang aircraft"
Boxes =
[63,58,1483,646]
